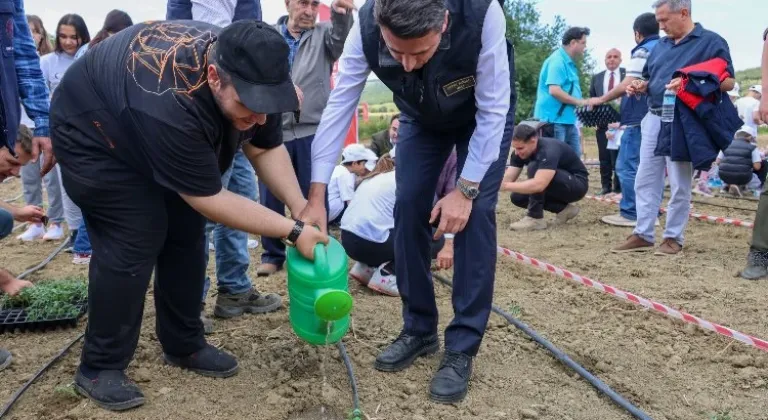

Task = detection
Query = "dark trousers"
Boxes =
[341,228,444,269]
[596,127,620,192]
[61,169,207,371]
[394,112,514,356]
[259,135,313,267]
[757,161,768,187]
[511,167,588,219]
[752,191,768,252]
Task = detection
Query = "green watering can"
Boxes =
[286,237,353,345]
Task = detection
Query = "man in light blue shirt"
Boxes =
[534,26,597,157]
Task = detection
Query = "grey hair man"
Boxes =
[256,0,355,276]
[612,0,737,255]
[298,0,516,404]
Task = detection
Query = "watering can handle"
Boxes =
[313,243,330,279]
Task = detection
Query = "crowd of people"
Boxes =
[0,0,767,413]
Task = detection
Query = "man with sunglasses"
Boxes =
[299,0,516,403]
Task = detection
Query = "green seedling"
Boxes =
[0,277,87,322]
[710,410,733,420]
[54,384,80,400]
[508,302,523,318]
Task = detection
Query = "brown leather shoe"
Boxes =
[655,238,682,256]
[255,263,281,277]
[611,234,653,253]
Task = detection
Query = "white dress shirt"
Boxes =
[191,0,239,27]
[310,0,510,184]
[603,68,622,97]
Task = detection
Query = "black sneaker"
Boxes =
[0,348,11,372]
[213,288,282,318]
[73,368,145,411]
[429,350,473,404]
[374,333,439,372]
[163,344,238,378]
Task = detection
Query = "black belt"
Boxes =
[649,108,662,116]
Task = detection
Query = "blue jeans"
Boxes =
[553,123,581,157]
[259,135,313,267]
[73,220,92,254]
[0,209,13,240]
[616,125,641,220]
[202,149,258,299]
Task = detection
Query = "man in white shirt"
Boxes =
[734,85,763,131]
[297,0,515,403]
[329,144,377,224]
[590,49,626,195]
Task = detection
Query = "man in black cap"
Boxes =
[50,20,328,411]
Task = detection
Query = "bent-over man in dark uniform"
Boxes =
[298,0,516,404]
[503,124,589,231]
[50,20,327,411]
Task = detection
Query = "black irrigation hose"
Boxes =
[336,342,362,420]
[432,273,653,420]
[1,238,77,419]
[0,332,85,419]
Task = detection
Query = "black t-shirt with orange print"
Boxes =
[50,20,282,197]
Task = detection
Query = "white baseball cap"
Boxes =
[728,82,740,98]
[749,85,762,95]
[341,144,378,170]
[735,125,757,139]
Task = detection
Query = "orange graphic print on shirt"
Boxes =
[126,22,215,98]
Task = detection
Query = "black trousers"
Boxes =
[341,228,444,269]
[511,168,589,219]
[596,127,620,192]
[62,170,207,371]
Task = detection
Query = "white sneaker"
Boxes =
[17,223,45,241]
[368,263,399,297]
[601,214,637,227]
[42,224,64,241]
[208,241,215,252]
[349,262,375,286]
[247,239,259,249]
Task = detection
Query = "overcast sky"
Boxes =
[32,0,766,74]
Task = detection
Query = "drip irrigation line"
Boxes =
[17,239,70,280]
[1,238,76,419]
[688,197,757,213]
[432,273,653,420]
[336,342,362,420]
[0,332,85,419]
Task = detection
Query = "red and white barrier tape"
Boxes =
[496,245,768,353]
[584,195,754,229]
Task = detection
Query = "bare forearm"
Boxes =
[244,145,306,214]
[550,86,584,106]
[763,39,768,92]
[308,182,327,204]
[181,190,295,239]
[720,78,736,92]
[602,77,636,102]
[503,179,545,195]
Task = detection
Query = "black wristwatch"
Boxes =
[457,179,480,200]
[281,220,304,248]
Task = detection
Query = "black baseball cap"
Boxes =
[216,20,298,114]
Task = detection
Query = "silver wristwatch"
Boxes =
[457,179,480,200]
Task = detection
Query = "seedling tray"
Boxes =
[0,300,87,333]
[576,104,621,128]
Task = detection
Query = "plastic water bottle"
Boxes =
[661,89,676,122]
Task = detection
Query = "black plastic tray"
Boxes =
[0,300,87,333]
[576,104,621,128]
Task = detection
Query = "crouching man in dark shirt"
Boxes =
[50,20,328,411]
[502,124,589,231]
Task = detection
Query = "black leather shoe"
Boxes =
[374,333,439,372]
[163,344,239,378]
[74,368,145,411]
[429,350,473,404]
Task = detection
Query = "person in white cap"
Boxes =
[328,144,378,225]
[734,84,763,132]
[715,125,765,197]
[727,82,740,103]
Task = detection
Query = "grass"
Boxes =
[0,277,87,321]
[507,302,523,318]
[710,410,733,420]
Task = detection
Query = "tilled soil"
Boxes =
[1,149,767,420]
